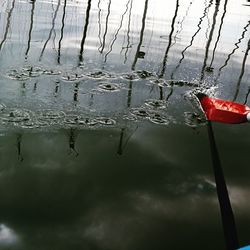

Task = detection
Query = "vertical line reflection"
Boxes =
[170,0,213,79]
[58,0,67,64]
[0,0,16,52]
[131,0,149,71]
[25,0,36,59]
[232,39,250,102]
[79,0,92,65]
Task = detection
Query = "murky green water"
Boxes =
[0,0,250,249]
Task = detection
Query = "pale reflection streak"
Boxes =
[58,0,67,64]
[171,0,214,79]
[39,0,61,61]
[25,0,36,59]
[0,0,15,52]
[104,0,131,63]
[68,128,79,157]
[131,0,149,70]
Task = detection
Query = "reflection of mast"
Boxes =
[0,0,15,52]
[158,0,179,78]
[207,121,239,250]
[16,133,24,162]
[58,0,67,64]
[124,0,133,64]
[171,0,213,79]
[73,82,79,102]
[208,0,228,69]
[25,0,36,59]
[104,0,131,63]
[68,128,79,157]
[131,0,149,70]
[79,0,92,64]
[97,0,102,50]
[99,0,112,53]
[232,39,250,102]
[117,128,125,155]
[200,0,220,82]
[216,21,250,82]
[171,1,193,48]
[39,0,61,61]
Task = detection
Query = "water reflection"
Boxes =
[0,0,250,249]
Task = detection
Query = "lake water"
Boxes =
[0,0,250,249]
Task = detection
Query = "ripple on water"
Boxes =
[61,72,84,82]
[86,71,116,79]
[184,112,207,128]
[148,112,169,125]
[97,83,121,92]
[0,109,31,123]
[22,66,44,77]
[96,117,116,126]
[43,69,62,75]
[145,99,167,109]
[136,70,155,79]
[37,110,66,126]
[121,73,140,81]
[130,108,150,118]
[7,69,29,81]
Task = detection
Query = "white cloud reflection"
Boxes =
[0,224,19,246]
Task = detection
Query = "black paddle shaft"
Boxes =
[207,121,239,250]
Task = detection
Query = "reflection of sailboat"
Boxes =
[232,39,250,102]
[0,0,15,52]
[25,0,36,59]
[206,121,239,250]
[104,0,131,63]
[16,133,24,162]
[39,0,61,61]
[131,0,149,70]
[79,0,92,65]
[58,0,67,64]
[171,0,213,78]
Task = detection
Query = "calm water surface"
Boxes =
[0,0,250,249]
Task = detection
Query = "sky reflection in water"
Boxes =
[0,0,250,249]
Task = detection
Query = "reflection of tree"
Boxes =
[58,0,67,64]
[131,0,149,70]
[25,0,36,59]
[0,0,15,52]
[79,0,92,65]
[39,0,61,61]
[171,0,213,79]
[232,39,250,102]
[206,122,239,250]
[104,0,131,63]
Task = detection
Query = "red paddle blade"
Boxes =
[196,93,250,124]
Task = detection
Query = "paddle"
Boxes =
[196,93,250,124]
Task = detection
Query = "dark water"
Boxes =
[0,0,250,249]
